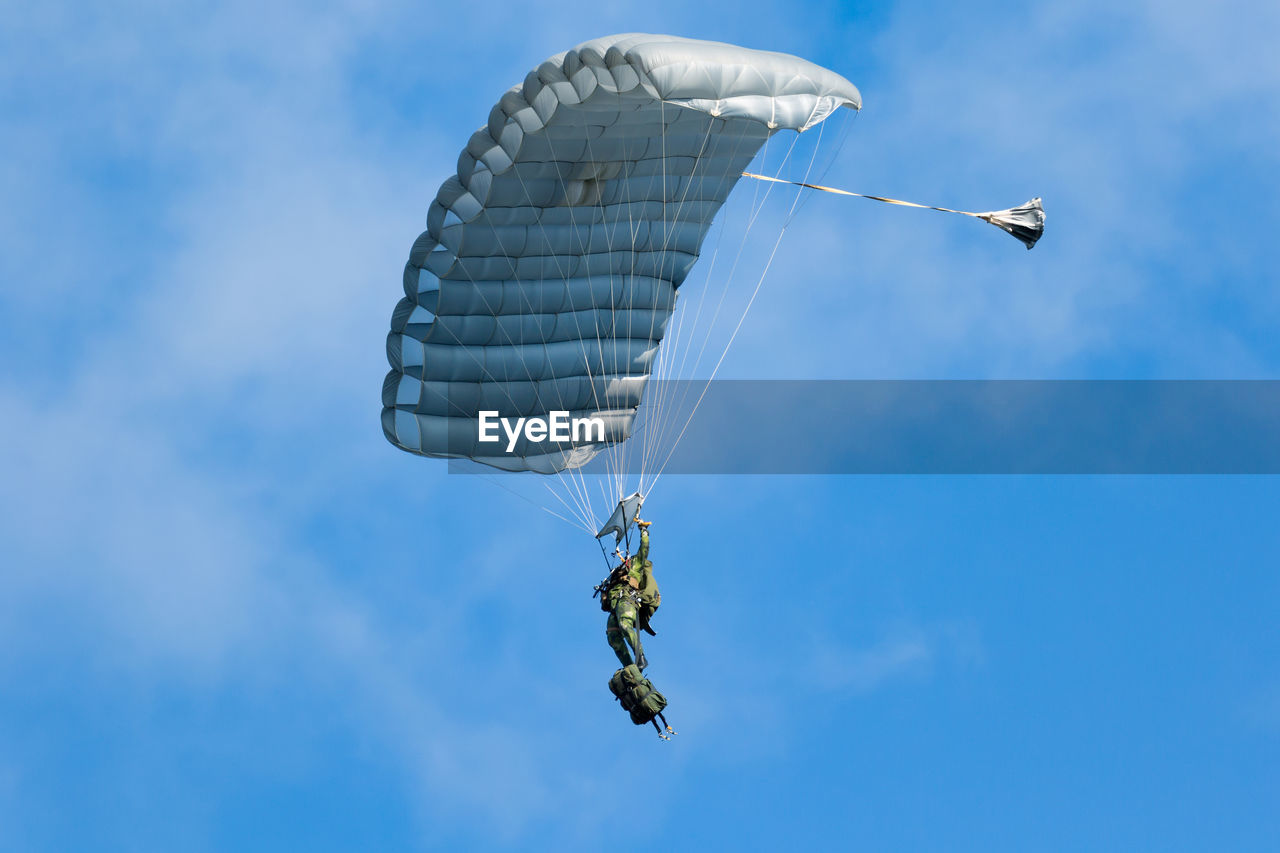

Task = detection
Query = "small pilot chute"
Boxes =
[975,198,1046,249]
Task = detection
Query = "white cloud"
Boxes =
[806,622,983,693]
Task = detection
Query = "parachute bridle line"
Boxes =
[738,171,1045,249]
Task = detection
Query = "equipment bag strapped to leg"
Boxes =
[608,664,677,741]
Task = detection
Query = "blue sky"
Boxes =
[2,1,1278,850]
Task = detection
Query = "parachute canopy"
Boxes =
[382,34,861,474]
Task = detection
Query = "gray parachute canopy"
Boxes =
[382,34,860,474]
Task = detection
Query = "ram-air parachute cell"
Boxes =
[382,34,862,474]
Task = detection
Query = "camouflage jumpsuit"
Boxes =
[606,528,657,668]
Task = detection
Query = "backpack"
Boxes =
[608,664,676,740]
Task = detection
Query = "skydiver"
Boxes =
[603,518,661,671]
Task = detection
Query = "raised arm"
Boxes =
[634,520,650,565]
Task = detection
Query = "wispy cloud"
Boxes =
[805,622,984,693]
